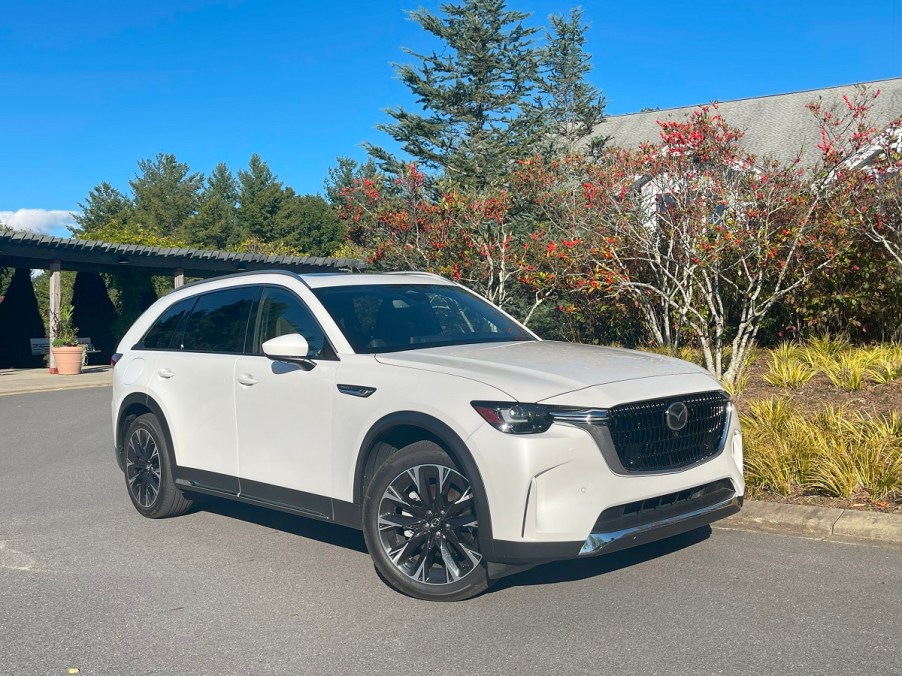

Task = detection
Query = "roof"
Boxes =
[597,78,902,167]
[0,231,366,276]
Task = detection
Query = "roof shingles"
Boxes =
[596,78,902,167]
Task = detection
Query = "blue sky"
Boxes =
[1,0,899,236]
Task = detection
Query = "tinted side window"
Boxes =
[139,297,196,350]
[181,287,260,353]
[254,288,328,358]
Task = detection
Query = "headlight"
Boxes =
[471,402,611,434]
[471,402,552,434]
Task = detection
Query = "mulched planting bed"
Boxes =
[730,350,902,512]
[736,362,902,418]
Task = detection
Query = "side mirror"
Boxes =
[261,333,311,363]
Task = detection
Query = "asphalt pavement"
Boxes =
[1,387,900,675]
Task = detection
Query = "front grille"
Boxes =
[608,391,729,472]
[592,479,735,533]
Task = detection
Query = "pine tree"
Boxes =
[236,154,283,241]
[366,0,540,189]
[191,163,240,249]
[72,182,133,236]
[130,153,204,240]
[537,7,607,156]
[324,157,381,205]
[274,191,346,256]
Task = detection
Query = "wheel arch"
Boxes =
[353,411,495,554]
[115,393,177,472]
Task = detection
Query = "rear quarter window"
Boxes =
[138,297,196,350]
[180,286,260,353]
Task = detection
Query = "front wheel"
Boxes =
[362,441,490,601]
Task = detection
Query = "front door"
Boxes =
[234,286,337,518]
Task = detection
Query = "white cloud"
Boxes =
[0,209,80,238]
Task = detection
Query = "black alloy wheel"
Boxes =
[123,413,193,519]
[126,426,162,509]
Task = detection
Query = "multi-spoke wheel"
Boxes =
[363,441,490,601]
[123,413,193,519]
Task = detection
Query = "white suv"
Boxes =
[112,270,744,601]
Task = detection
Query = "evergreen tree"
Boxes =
[324,156,381,205]
[72,182,133,236]
[0,268,46,368]
[70,272,116,363]
[274,191,346,256]
[537,8,607,156]
[237,154,283,241]
[130,153,204,240]
[366,0,541,189]
[191,162,240,249]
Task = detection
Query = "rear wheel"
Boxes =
[362,441,490,601]
[124,413,193,519]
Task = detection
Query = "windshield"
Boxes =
[313,283,535,353]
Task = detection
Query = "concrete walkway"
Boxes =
[1,367,899,547]
[0,365,113,396]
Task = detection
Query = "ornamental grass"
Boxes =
[741,399,902,501]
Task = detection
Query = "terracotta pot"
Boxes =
[52,345,84,375]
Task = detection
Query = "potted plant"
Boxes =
[50,305,83,375]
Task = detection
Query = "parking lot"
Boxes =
[2,387,900,675]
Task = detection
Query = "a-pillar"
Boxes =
[48,260,61,374]
[174,268,184,289]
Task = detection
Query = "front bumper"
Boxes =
[485,485,742,565]
[578,493,742,557]
[466,384,745,564]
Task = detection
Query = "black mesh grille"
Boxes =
[608,391,729,472]
[592,479,735,533]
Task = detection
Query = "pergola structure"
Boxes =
[0,231,366,370]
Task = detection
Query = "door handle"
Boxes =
[237,373,258,386]
[157,368,175,379]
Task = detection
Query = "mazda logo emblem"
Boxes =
[665,402,688,431]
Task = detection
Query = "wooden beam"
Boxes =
[48,260,61,374]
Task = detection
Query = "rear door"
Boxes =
[148,286,259,494]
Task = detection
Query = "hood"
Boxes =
[374,340,714,402]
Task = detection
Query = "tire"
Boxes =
[362,440,490,601]
[123,413,193,519]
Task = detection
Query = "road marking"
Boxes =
[0,541,35,570]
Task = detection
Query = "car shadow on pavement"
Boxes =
[191,495,712,593]
[490,526,713,593]
[194,496,369,554]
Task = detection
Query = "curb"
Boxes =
[716,500,902,546]
[0,368,112,397]
[0,380,112,397]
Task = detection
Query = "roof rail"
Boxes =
[384,270,449,281]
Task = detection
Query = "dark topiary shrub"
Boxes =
[108,269,159,342]
[0,268,46,368]
[71,272,117,363]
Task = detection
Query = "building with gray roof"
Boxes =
[596,78,902,167]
